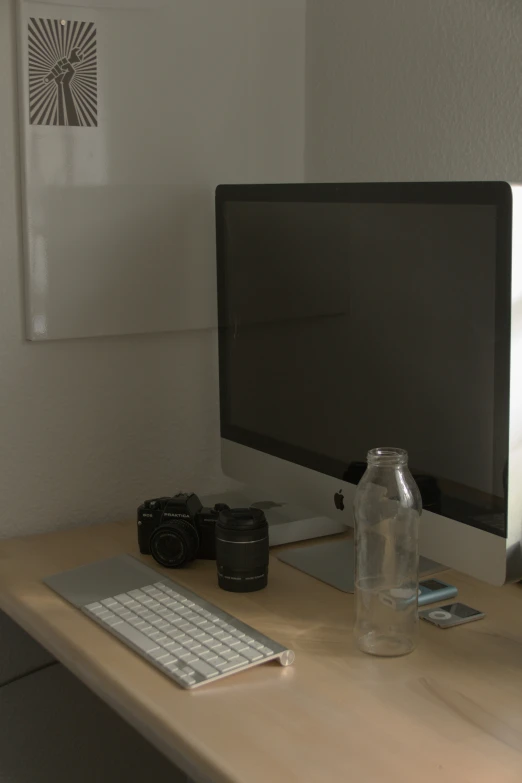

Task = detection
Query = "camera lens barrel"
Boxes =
[215,507,269,592]
[150,520,199,568]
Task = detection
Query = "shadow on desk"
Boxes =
[0,664,190,783]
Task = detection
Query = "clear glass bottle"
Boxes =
[354,447,422,656]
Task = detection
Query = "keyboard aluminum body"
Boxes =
[82,578,294,689]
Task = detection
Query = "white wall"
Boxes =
[0,0,305,539]
[306,0,522,181]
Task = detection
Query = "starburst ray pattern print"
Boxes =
[28,17,97,127]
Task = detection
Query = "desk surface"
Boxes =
[0,520,522,783]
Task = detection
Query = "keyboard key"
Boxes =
[200,610,211,618]
[200,650,216,661]
[179,652,199,664]
[106,616,123,627]
[88,606,108,616]
[128,590,146,599]
[199,634,214,645]
[185,641,203,652]
[165,661,179,672]
[160,655,178,667]
[149,648,170,660]
[223,624,237,633]
[191,660,219,678]
[241,647,263,661]
[164,643,184,655]
[211,643,229,656]
[217,656,249,672]
[229,639,243,649]
[101,598,118,608]
[155,635,170,646]
[205,625,220,635]
[85,602,102,612]
[182,676,197,686]
[175,634,191,645]
[182,666,195,675]
[167,629,185,639]
[251,641,265,650]
[259,646,274,656]
[221,650,239,661]
[215,631,233,643]
[112,622,162,653]
[99,611,116,621]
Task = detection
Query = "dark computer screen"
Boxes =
[217,186,511,537]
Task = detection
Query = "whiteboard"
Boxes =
[18,0,217,340]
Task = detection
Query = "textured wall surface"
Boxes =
[306,0,522,181]
[0,0,305,539]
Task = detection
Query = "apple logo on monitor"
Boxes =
[334,490,345,511]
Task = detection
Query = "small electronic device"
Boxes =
[419,602,485,628]
[137,493,228,568]
[418,578,458,607]
[44,555,294,689]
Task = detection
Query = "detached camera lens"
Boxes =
[215,508,269,592]
[150,522,199,568]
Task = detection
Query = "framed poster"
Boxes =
[18,0,218,340]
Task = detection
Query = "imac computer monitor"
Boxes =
[215,182,522,585]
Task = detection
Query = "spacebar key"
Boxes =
[106,620,159,653]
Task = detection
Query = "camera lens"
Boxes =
[150,521,199,568]
[215,508,269,592]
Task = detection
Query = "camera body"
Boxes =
[138,493,224,566]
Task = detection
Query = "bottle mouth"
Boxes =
[367,447,408,466]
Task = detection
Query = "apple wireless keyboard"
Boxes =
[44,555,295,689]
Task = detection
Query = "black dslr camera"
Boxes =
[137,493,228,569]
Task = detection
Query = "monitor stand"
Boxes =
[276,538,445,593]
[201,489,346,546]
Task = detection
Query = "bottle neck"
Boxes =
[367,447,408,469]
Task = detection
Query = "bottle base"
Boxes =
[356,631,416,657]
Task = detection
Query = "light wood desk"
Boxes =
[0,520,522,783]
